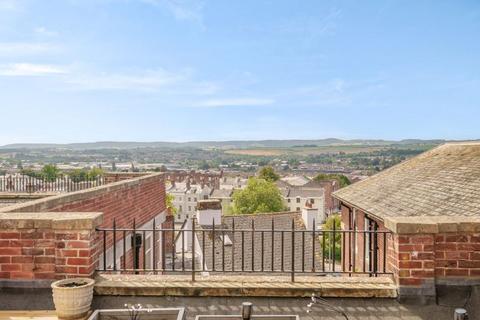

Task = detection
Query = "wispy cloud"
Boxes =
[0,42,61,56]
[62,67,219,95]
[0,0,20,11]
[197,98,275,107]
[0,63,68,76]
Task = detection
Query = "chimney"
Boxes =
[196,199,222,226]
[302,203,318,230]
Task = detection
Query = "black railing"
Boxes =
[0,175,105,193]
[96,217,392,281]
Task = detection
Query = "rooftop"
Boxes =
[333,142,480,219]
[195,212,323,273]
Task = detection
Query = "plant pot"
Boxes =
[52,278,95,320]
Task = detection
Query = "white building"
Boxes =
[168,181,212,223]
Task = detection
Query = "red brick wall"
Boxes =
[0,228,98,280]
[340,202,480,297]
[5,174,167,230]
[395,233,480,287]
[51,177,165,230]
[1,174,169,281]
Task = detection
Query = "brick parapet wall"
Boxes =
[340,205,480,298]
[0,212,102,283]
[386,216,480,298]
[1,173,167,230]
[0,174,169,284]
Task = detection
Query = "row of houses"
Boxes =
[167,174,340,224]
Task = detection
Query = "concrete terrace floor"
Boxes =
[1,276,477,320]
[0,296,462,320]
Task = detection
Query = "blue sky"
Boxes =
[0,0,479,144]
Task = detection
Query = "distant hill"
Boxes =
[0,138,451,150]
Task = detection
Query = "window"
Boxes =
[204,195,208,200]
[188,206,191,211]
[287,199,291,203]
[296,197,300,203]
[188,197,191,202]
[310,199,315,204]
[194,197,197,202]
[296,207,300,211]
[179,205,183,212]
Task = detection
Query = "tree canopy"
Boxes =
[166,194,177,216]
[257,166,280,182]
[231,177,285,214]
[321,214,342,261]
[313,173,351,188]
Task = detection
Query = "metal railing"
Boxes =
[0,175,105,193]
[96,217,392,281]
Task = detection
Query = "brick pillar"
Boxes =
[384,216,480,302]
[390,234,436,300]
[0,212,103,285]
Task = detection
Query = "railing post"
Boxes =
[192,217,196,282]
[132,218,137,273]
[212,217,215,272]
[312,219,316,272]
[332,220,336,272]
[291,218,295,282]
[113,218,117,271]
[153,218,156,273]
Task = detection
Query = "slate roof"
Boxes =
[210,188,233,199]
[333,142,480,219]
[195,212,325,274]
[288,187,324,198]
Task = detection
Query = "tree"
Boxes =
[321,214,342,261]
[231,178,285,214]
[41,164,60,182]
[154,165,167,172]
[313,173,351,188]
[70,169,88,183]
[166,194,177,216]
[257,166,280,182]
[199,160,210,170]
[21,168,42,179]
[87,167,104,179]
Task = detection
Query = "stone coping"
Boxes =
[384,216,480,234]
[0,173,164,213]
[94,274,397,298]
[0,212,103,230]
[0,193,57,199]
